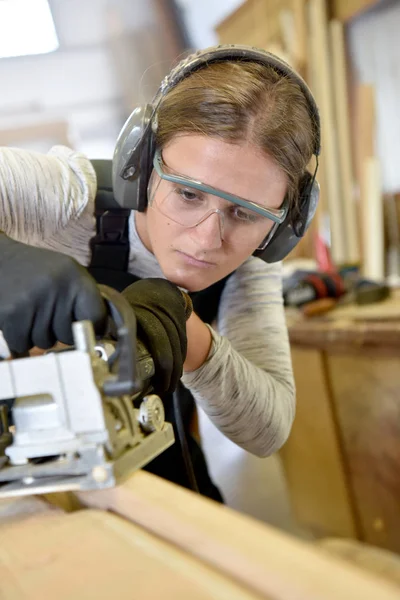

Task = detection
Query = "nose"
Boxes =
[191,211,224,250]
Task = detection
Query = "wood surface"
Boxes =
[328,353,400,552]
[287,292,400,350]
[0,507,262,600]
[362,157,384,280]
[330,19,360,263]
[292,0,308,69]
[216,0,302,67]
[76,470,400,600]
[280,348,358,538]
[216,0,285,45]
[1,472,400,599]
[308,0,347,264]
[318,537,400,588]
[354,84,376,268]
[330,0,384,22]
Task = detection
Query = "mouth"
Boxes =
[176,250,216,268]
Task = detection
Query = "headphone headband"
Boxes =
[152,45,321,157]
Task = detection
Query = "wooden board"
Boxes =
[362,157,384,280]
[331,0,383,22]
[328,353,400,552]
[318,538,400,588]
[1,471,400,598]
[280,347,358,538]
[323,294,400,322]
[330,19,360,264]
[76,471,400,600]
[0,508,261,600]
[216,0,289,46]
[308,0,347,264]
[215,0,304,69]
[353,84,376,267]
[287,292,400,350]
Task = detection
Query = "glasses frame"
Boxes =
[152,149,289,225]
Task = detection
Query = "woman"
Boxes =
[0,45,320,500]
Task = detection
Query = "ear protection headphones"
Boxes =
[112,44,321,263]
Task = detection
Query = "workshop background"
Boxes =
[2,0,400,552]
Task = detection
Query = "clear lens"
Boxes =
[149,172,275,248]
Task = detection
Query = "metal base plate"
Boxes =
[0,424,174,499]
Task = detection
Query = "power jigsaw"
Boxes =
[0,285,175,498]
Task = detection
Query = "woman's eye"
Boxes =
[176,187,200,202]
[232,207,259,223]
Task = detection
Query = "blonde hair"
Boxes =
[155,60,317,207]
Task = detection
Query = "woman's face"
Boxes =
[136,135,287,292]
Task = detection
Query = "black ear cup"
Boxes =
[254,172,320,263]
[112,104,154,211]
[136,122,156,212]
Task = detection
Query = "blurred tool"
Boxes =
[302,297,337,317]
[354,280,390,305]
[283,270,346,307]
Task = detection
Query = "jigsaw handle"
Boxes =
[97,284,143,397]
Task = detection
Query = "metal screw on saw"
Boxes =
[22,476,35,485]
[91,466,109,484]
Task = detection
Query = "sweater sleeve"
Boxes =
[0,145,97,244]
[181,257,295,457]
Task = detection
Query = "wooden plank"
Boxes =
[330,0,383,22]
[318,538,400,588]
[308,0,347,264]
[280,348,358,538]
[330,19,360,264]
[362,157,384,280]
[77,471,400,600]
[0,495,61,526]
[287,291,400,350]
[278,2,308,70]
[354,84,376,178]
[328,353,400,552]
[292,0,308,69]
[288,319,400,352]
[0,508,261,600]
[216,0,258,44]
[216,0,293,56]
[353,84,376,267]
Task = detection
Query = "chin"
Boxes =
[161,267,219,293]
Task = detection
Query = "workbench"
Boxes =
[281,292,400,552]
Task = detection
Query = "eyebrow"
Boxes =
[154,150,289,224]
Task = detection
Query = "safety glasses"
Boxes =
[152,150,289,224]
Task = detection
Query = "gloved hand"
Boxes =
[122,278,191,395]
[0,234,106,354]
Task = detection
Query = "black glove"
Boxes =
[122,278,190,395]
[0,234,106,353]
